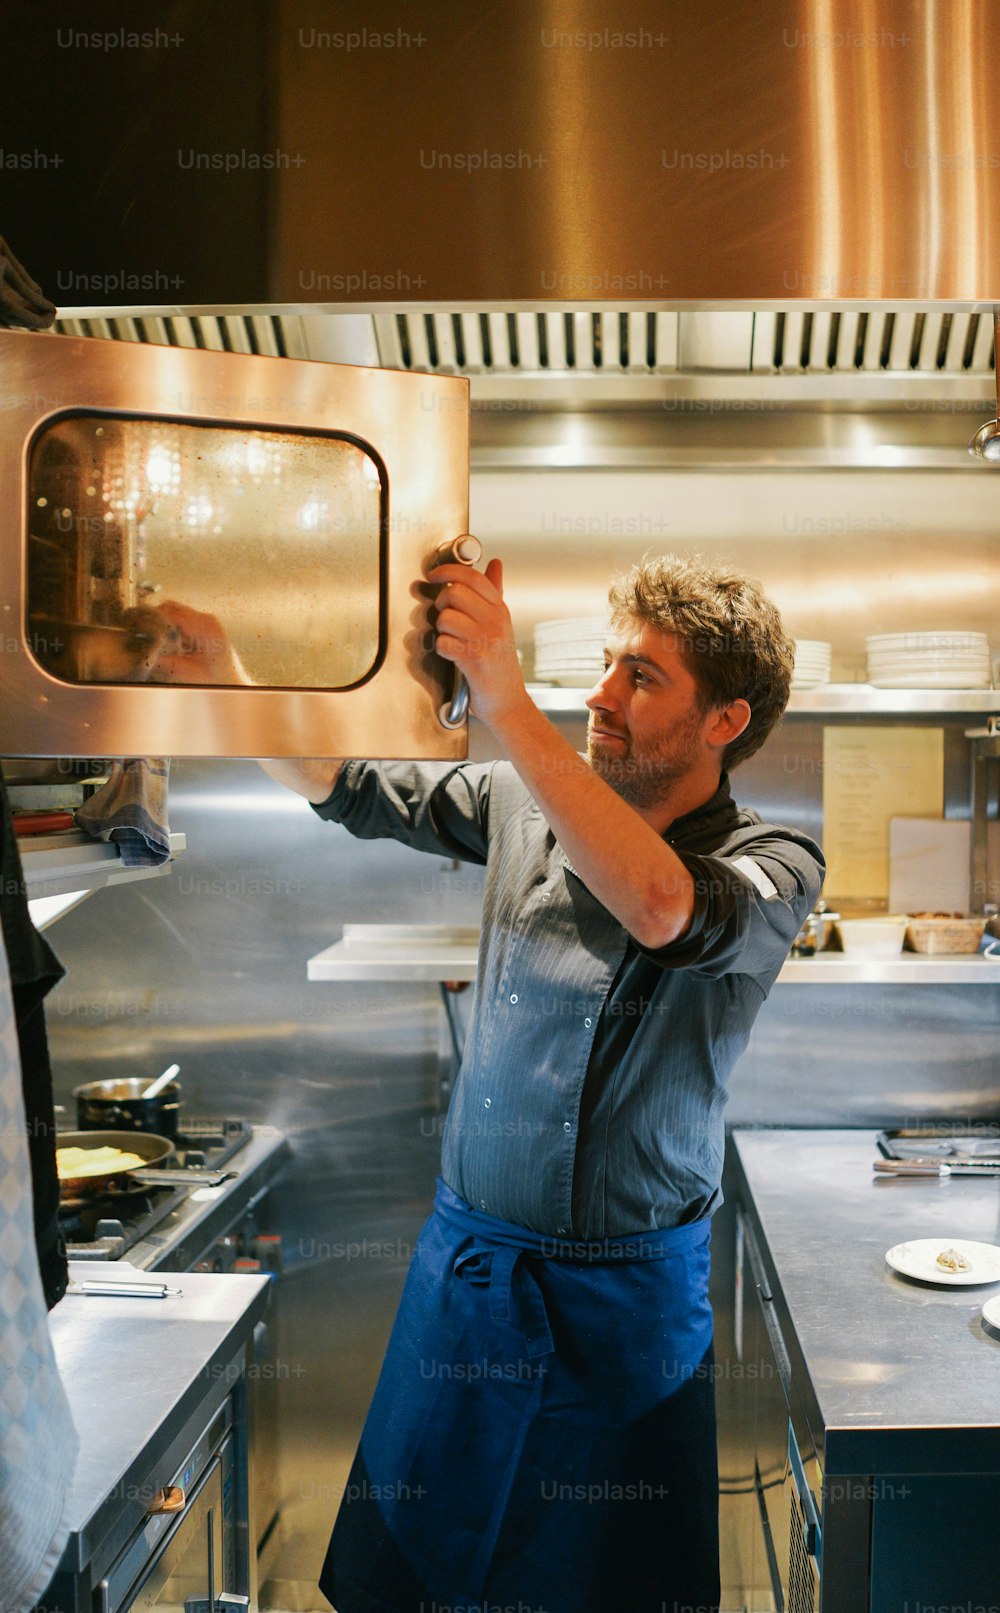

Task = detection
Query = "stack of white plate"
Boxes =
[791,640,832,689]
[533,616,608,687]
[866,631,991,689]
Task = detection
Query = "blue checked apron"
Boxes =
[320,1180,719,1613]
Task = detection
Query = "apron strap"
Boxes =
[454,1242,555,1359]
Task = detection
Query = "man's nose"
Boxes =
[585,667,618,712]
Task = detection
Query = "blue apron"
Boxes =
[320,1179,719,1613]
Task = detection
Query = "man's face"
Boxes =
[585,617,716,807]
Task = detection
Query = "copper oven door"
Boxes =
[0,327,469,759]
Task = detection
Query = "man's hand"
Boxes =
[427,557,530,733]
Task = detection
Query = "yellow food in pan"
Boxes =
[56,1145,147,1180]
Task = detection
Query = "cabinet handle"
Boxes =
[741,1214,793,1393]
[147,1485,185,1515]
[758,1292,793,1397]
[788,1424,823,1566]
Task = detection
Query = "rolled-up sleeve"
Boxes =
[637,832,825,982]
[310,759,495,864]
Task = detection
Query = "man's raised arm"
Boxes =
[257,758,343,804]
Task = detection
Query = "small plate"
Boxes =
[886,1238,1000,1286]
[980,1294,1000,1331]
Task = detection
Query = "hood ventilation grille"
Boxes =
[375,310,995,378]
[54,308,995,379]
[767,310,994,376]
[52,308,994,434]
[375,312,680,375]
[54,312,310,359]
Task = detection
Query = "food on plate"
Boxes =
[56,1144,146,1180]
[935,1246,972,1273]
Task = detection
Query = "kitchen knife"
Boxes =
[873,1158,1000,1177]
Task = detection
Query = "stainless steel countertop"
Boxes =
[732,1128,1000,1473]
[51,1268,269,1566]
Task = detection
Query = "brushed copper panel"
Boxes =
[272,0,1000,305]
[6,1,1000,306]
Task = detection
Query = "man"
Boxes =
[264,551,824,1613]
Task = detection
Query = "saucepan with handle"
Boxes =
[74,1063,181,1136]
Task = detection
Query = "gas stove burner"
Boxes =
[60,1181,188,1260]
[60,1178,165,1214]
[172,1116,252,1170]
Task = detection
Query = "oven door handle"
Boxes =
[431,534,482,729]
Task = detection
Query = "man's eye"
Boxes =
[633,669,650,685]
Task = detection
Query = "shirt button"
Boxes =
[541,892,551,902]
[557,1226,567,1235]
[480,1200,487,1209]
[563,1121,572,1132]
[484,1098,491,1108]
[509,993,518,1004]
[584,1017,592,1028]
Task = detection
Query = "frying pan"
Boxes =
[56,1128,174,1199]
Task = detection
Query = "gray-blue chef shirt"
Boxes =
[313,760,824,1239]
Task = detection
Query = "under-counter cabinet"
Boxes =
[33,1269,269,1613]
[733,1129,1000,1612]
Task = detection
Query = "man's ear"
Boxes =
[706,699,751,748]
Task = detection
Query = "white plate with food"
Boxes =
[885,1238,1000,1286]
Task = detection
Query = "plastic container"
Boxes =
[835,918,909,957]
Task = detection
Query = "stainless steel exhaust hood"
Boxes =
[53,306,995,469]
[7,1,1000,311]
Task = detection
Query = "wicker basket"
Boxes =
[904,915,986,954]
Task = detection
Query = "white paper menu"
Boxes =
[821,727,944,903]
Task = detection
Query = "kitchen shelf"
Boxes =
[20,828,187,900]
[525,683,1000,717]
[307,924,479,983]
[307,925,1000,986]
[778,954,1000,983]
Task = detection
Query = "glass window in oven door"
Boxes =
[110,1455,224,1613]
[27,414,385,690]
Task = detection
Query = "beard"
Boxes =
[587,708,706,808]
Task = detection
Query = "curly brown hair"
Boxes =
[608,554,795,769]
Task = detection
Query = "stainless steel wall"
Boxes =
[42,466,999,1610]
[469,467,1000,671]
